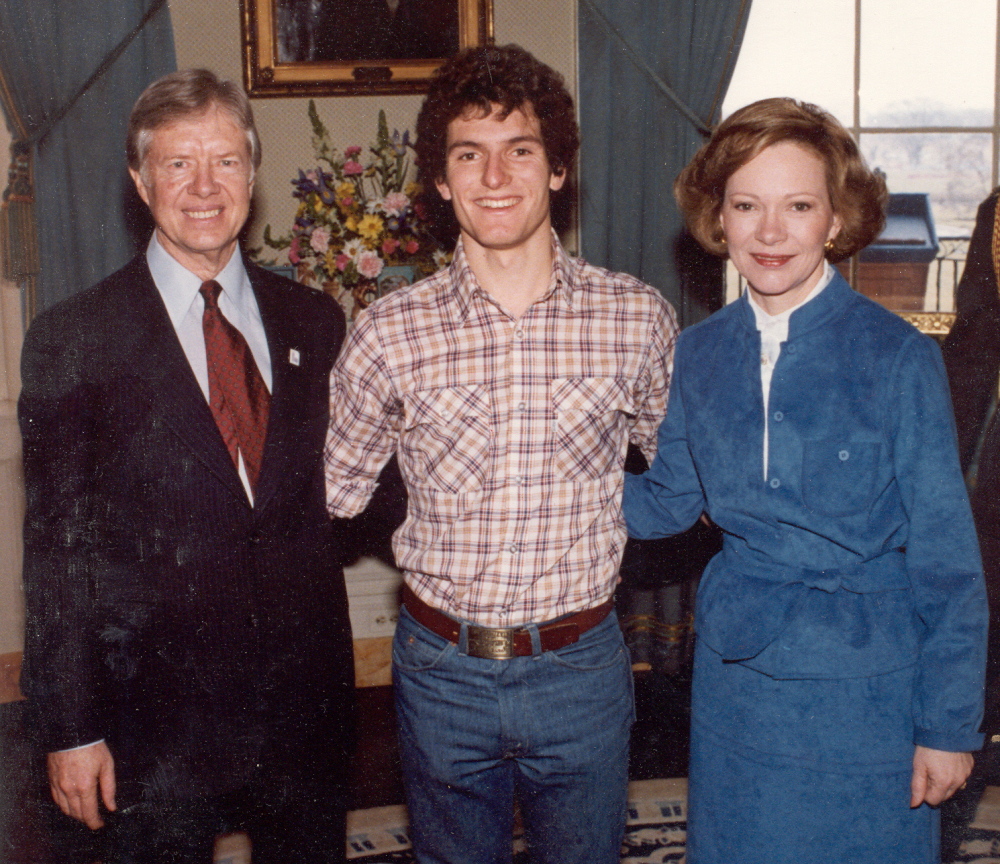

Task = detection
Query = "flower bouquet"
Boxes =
[260,101,450,321]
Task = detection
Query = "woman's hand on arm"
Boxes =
[910,745,973,807]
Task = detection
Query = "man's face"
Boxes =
[130,104,254,281]
[435,103,565,255]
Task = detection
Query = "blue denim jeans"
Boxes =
[392,604,634,864]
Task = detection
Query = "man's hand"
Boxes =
[910,745,973,807]
[47,741,117,829]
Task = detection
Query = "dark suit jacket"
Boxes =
[18,253,353,806]
[942,188,1000,729]
[943,189,1000,475]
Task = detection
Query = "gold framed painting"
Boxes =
[240,0,493,97]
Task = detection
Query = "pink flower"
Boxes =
[336,253,350,272]
[289,236,301,264]
[357,250,384,279]
[405,239,420,255]
[344,146,362,158]
[343,160,364,176]
[382,191,409,217]
[310,226,331,253]
[382,238,400,256]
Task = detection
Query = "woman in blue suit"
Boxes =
[624,98,987,863]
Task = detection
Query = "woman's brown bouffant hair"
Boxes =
[675,97,888,261]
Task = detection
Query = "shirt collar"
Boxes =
[146,233,250,328]
[449,228,575,322]
[747,259,834,333]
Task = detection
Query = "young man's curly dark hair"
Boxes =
[415,43,579,194]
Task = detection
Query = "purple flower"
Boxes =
[391,129,410,157]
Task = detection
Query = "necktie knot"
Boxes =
[200,280,222,311]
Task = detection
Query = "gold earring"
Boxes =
[824,238,834,251]
[719,236,727,246]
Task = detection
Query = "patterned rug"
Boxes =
[955,785,1000,863]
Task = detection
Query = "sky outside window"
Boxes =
[722,0,854,124]
[860,0,994,127]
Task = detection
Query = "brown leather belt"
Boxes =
[402,586,614,660]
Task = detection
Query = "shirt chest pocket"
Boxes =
[402,385,492,494]
[801,439,881,517]
[552,377,636,481]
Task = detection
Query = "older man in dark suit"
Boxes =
[18,69,353,863]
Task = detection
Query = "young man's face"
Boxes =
[435,102,565,255]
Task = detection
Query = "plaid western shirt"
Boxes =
[324,233,678,626]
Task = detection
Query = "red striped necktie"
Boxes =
[200,280,270,494]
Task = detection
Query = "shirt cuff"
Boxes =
[326,480,378,518]
[54,738,105,753]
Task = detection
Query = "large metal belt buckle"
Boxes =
[467,625,516,659]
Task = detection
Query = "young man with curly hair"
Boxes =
[324,44,678,864]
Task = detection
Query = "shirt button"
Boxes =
[517,402,526,412]
[787,345,797,355]
[515,330,525,340]
[509,543,520,554]
[761,354,769,366]
[773,411,783,422]
[838,449,850,461]
[514,475,524,485]
[769,478,781,489]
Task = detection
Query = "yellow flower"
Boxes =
[336,182,356,200]
[357,214,384,241]
[345,215,359,233]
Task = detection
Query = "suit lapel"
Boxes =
[125,259,249,504]
[250,268,300,515]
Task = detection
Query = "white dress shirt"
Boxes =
[147,233,273,502]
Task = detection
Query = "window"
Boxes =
[721,0,999,322]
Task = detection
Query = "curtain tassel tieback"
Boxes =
[0,140,39,281]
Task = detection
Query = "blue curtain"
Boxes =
[579,0,752,327]
[0,0,176,316]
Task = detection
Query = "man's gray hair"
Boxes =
[127,69,261,176]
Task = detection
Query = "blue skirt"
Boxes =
[687,640,938,864]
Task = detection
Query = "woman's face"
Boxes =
[720,141,843,316]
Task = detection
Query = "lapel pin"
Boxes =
[289,348,301,366]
